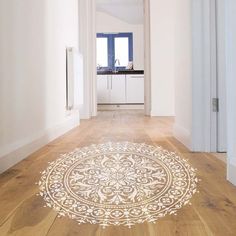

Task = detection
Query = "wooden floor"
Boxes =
[0,110,236,236]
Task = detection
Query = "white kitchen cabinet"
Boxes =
[110,75,126,104]
[97,74,126,104]
[97,75,110,104]
[126,75,144,103]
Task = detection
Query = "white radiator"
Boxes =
[66,47,83,110]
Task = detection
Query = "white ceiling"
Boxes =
[96,0,144,25]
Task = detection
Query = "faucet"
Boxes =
[97,64,101,70]
[114,59,120,73]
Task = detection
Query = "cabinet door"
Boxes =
[110,75,126,104]
[97,75,110,104]
[126,75,144,103]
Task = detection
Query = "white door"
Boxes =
[126,75,144,104]
[97,75,110,104]
[110,75,126,104]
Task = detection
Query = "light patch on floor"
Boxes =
[212,153,227,163]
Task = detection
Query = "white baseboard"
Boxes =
[150,110,175,117]
[98,104,144,111]
[227,163,236,186]
[0,112,80,174]
[173,124,192,150]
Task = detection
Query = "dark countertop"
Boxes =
[97,70,144,75]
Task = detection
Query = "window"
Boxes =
[96,33,133,70]
[96,37,108,67]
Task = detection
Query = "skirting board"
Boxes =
[0,113,80,174]
[227,163,236,186]
[98,104,144,111]
[150,110,175,117]
[173,124,192,150]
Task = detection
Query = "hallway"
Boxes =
[0,111,236,236]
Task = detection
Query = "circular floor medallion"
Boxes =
[38,142,199,227]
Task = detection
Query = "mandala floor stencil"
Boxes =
[38,142,199,227]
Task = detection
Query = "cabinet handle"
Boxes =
[107,77,109,89]
[111,77,113,89]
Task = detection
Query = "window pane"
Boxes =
[97,38,108,67]
[115,37,129,67]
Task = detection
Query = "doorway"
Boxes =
[94,0,151,115]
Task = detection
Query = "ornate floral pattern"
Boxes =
[38,142,199,227]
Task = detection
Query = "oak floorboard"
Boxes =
[0,195,57,236]
[0,110,235,236]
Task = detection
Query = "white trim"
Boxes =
[91,0,97,117]
[150,110,175,117]
[144,0,151,116]
[216,0,227,152]
[225,0,236,186]
[209,0,218,152]
[0,112,80,174]
[98,104,144,110]
[191,0,217,152]
[227,163,236,186]
[78,0,97,119]
[173,124,192,150]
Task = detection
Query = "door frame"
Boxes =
[191,0,218,152]
[78,0,97,119]
[89,0,151,117]
[216,0,227,152]
[143,0,151,116]
[225,0,236,186]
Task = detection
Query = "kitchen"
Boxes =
[96,0,145,111]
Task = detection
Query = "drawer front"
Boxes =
[126,75,144,104]
[110,75,126,104]
[97,75,110,104]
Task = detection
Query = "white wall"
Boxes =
[0,0,80,173]
[173,0,192,149]
[96,11,144,70]
[149,0,175,116]
[225,0,236,186]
